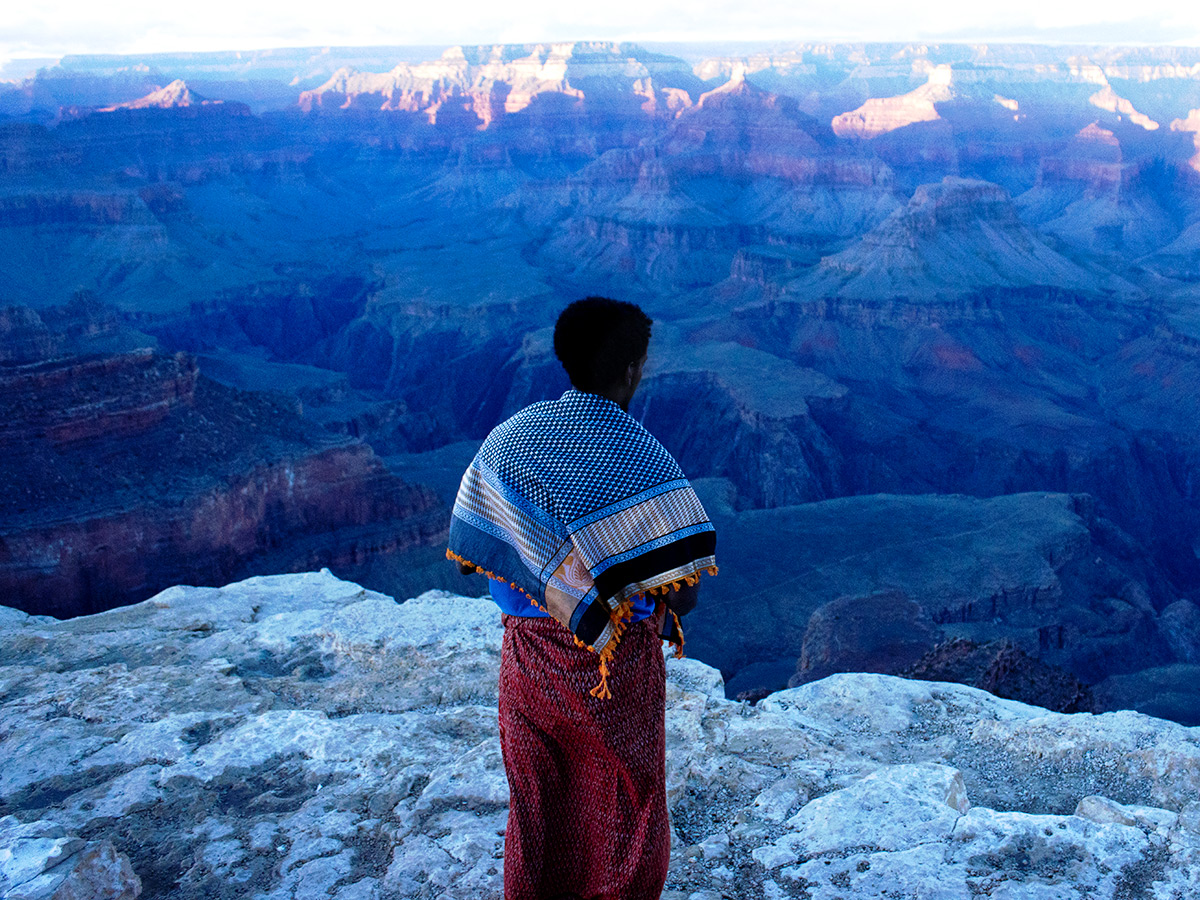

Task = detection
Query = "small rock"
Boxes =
[0,817,86,888]
[730,821,770,843]
[667,657,725,700]
[751,842,799,870]
[782,764,969,856]
[3,835,141,900]
[750,776,808,824]
[1179,802,1200,837]
[699,832,730,860]
[1075,795,1139,827]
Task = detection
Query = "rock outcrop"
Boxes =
[0,816,141,900]
[832,64,955,138]
[698,491,1176,711]
[297,43,701,126]
[0,297,133,365]
[783,588,1098,715]
[0,351,443,617]
[1087,84,1159,131]
[1170,108,1200,173]
[789,590,941,685]
[902,637,1095,713]
[2,571,1199,899]
[796,176,1113,300]
[98,80,237,112]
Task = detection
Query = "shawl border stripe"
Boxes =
[447,390,718,698]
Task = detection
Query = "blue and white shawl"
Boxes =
[448,390,717,692]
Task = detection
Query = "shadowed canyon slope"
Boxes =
[0,332,444,617]
[3,41,1200,717]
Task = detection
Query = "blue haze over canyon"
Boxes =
[3,40,1200,722]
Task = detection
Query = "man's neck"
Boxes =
[593,383,633,412]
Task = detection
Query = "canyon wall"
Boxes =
[0,349,443,617]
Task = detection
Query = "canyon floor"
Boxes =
[2,570,1199,899]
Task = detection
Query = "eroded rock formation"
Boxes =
[0,351,442,617]
[700,491,1184,716]
[98,79,241,112]
[831,64,955,138]
[297,43,702,126]
[789,590,941,686]
[902,637,1095,713]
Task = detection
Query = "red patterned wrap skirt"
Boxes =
[498,614,670,900]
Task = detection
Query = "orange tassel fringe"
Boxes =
[447,548,716,698]
[669,609,685,659]
[446,548,550,613]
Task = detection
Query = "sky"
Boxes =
[3,0,1200,67]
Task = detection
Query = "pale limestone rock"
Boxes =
[0,608,30,627]
[381,834,456,897]
[774,807,1161,899]
[1178,802,1200,838]
[412,737,509,819]
[331,880,379,900]
[950,809,1150,894]
[2,571,1200,900]
[0,817,140,900]
[757,763,969,865]
[779,843,961,900]
[698,832,729,860]
[665,654,726,700]
[1075,794,1141,827]
[57,763,164,828]
[749,775,810,824]
[0,818,85,891]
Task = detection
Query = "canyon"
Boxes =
[2,40,1200,718]
[0,329,444,618]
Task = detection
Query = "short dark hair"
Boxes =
[553,297,652,393]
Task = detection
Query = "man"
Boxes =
[448,296,717,900]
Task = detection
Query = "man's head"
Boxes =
[553,297,652,398]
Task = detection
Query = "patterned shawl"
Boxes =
[448,389,717,697]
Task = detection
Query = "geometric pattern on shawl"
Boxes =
[448,390,717,696]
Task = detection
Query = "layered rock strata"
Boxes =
[0,351,442,617]
[832,64,955,138]
[1,572,1199,899]
[297,43,701,126]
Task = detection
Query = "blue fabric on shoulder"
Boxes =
[449,389,716,659]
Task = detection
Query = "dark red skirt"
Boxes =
[498,614,670,900]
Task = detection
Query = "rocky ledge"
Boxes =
[1,571,1199,899]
